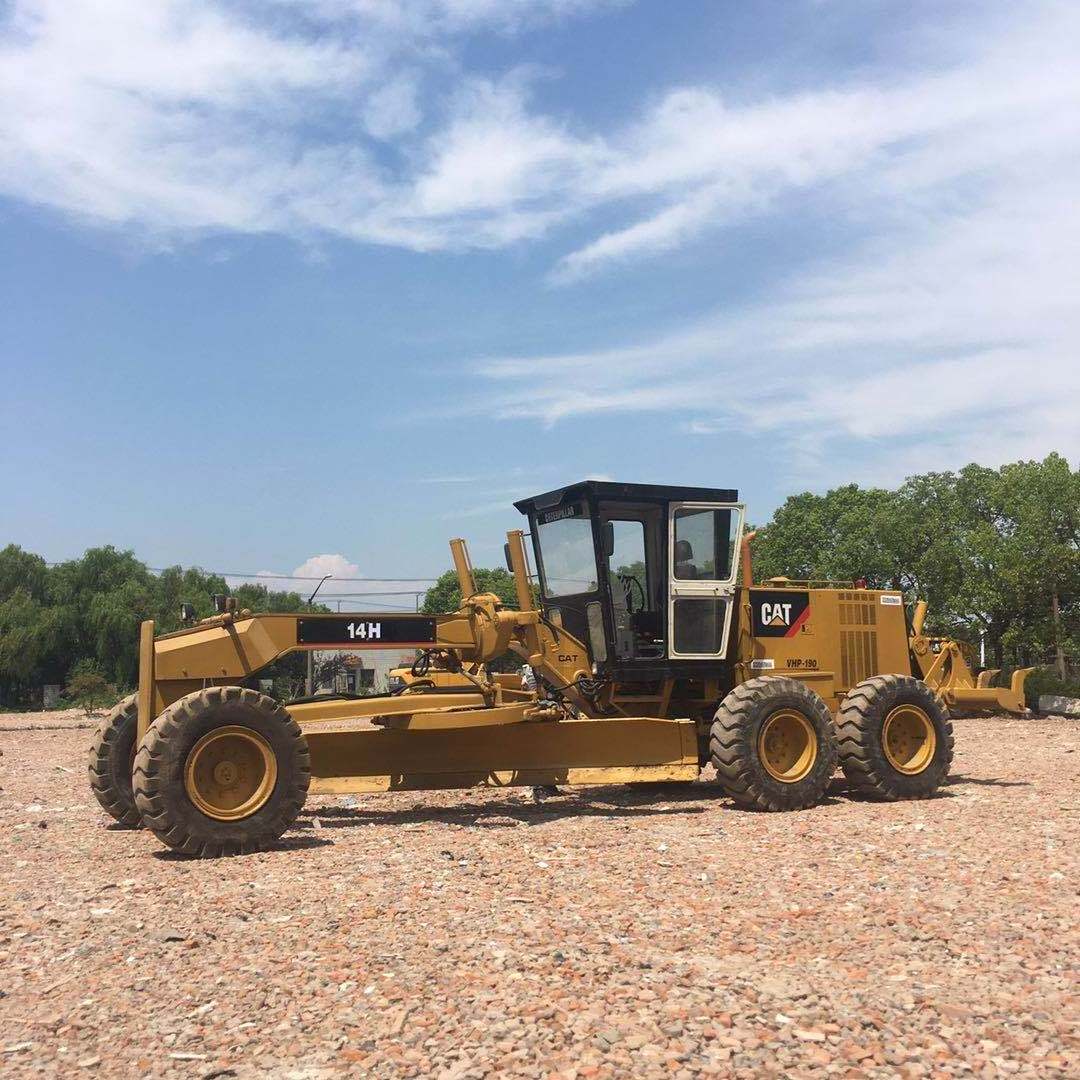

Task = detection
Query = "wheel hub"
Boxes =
[758,709,817,783]
[184,726,277,821]
[212,761,239,787]
[882,705,936,774]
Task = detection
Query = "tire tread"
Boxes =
[132,686,310,857]
[709,676,838,812]
[837,675,954,800]
[87,694,141,827]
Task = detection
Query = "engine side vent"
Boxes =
[840,629,879,690]
[839,593,877,627]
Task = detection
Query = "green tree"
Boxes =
[65,660,118,717]
[995,454,1079,673]
[421,567,529,674]
[0,544,49,602]
[0,545,331,706]
[0,587,49,702]
[751,485,925,590]
[421,567,522,614]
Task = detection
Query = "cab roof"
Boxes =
[514,480,739,514]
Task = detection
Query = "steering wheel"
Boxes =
[617,573,647,614]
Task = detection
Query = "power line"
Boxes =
[302,590,429,598]
[45,561,440,583]
[165,568,440,582]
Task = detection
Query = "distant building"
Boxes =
[312,649,415,695]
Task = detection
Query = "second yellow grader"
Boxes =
[89,480,1028,857]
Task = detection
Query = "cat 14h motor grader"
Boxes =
[88,480,1018,858]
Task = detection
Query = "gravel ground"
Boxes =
[1,713,1077,1079]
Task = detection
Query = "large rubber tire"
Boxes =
[710,677,838,811]
[837,675,954,800]
[133,687,310,857]
[88,693,141,827]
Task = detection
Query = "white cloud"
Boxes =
[225,553,363,592]
[466,135,1080,483]
[362,72,422,139]
[0,1,614,246]
[551,184,725,282]
[6,0,1075,278]
[292,553,362,581]
[277,554,435,607]
[1,1,1077,487]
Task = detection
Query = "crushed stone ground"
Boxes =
[1,713,1077,1078]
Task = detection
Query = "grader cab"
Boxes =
[90,480,1002,858]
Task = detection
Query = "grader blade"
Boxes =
[941,667,1033,715]
[909,604,1032,715]
[302,716,700,795]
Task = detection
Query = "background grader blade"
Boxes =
[910,603,1032,715]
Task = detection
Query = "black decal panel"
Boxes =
[750,591,811,638]
[537,502,583,525]
[297,617,437,646]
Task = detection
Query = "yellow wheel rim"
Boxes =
[758,709,817,783]
[184,726,277,821]
[882,705,936,774]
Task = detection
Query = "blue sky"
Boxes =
[1,0,1077,602]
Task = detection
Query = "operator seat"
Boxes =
[674,539,698,579]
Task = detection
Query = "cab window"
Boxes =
[673,507,735,581]
[537,514,598,597]
[608,520,648,607]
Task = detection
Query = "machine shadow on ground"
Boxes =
[292,777,873,828]
[150,834,334,860]
[946,773,1031,788]
[138,770,1019,859]
[297,785,714,829]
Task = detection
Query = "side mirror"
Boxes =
[212,594,228,614]
[179,602,196,624]
[504,542,513,573]
[602,521,615,558]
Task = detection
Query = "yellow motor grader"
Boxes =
[88,480,1026,857]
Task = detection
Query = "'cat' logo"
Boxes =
[761,602,793,627]
[752,590,811,638]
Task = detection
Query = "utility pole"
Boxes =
[305,574,333,696]
[1051,590,1066,679]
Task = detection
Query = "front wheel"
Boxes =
[710,677,838,811]
[88,693,141,827]
[133,687,310,857]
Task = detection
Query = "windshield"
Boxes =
[537,512,598,597]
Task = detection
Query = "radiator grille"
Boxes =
[838,594,878,688]
[838,592,877,628]
[841,630,879,689]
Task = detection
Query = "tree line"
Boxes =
[0,546,325,706]
[752,454,1078,681]
[0,453,1076,707]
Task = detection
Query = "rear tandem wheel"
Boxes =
[710,676,838,811]
[836,675,954,800]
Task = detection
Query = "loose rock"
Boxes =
[0,714,1076,1078]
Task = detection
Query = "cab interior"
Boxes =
[514,482,745,692]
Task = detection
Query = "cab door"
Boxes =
[667,502,744,659]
